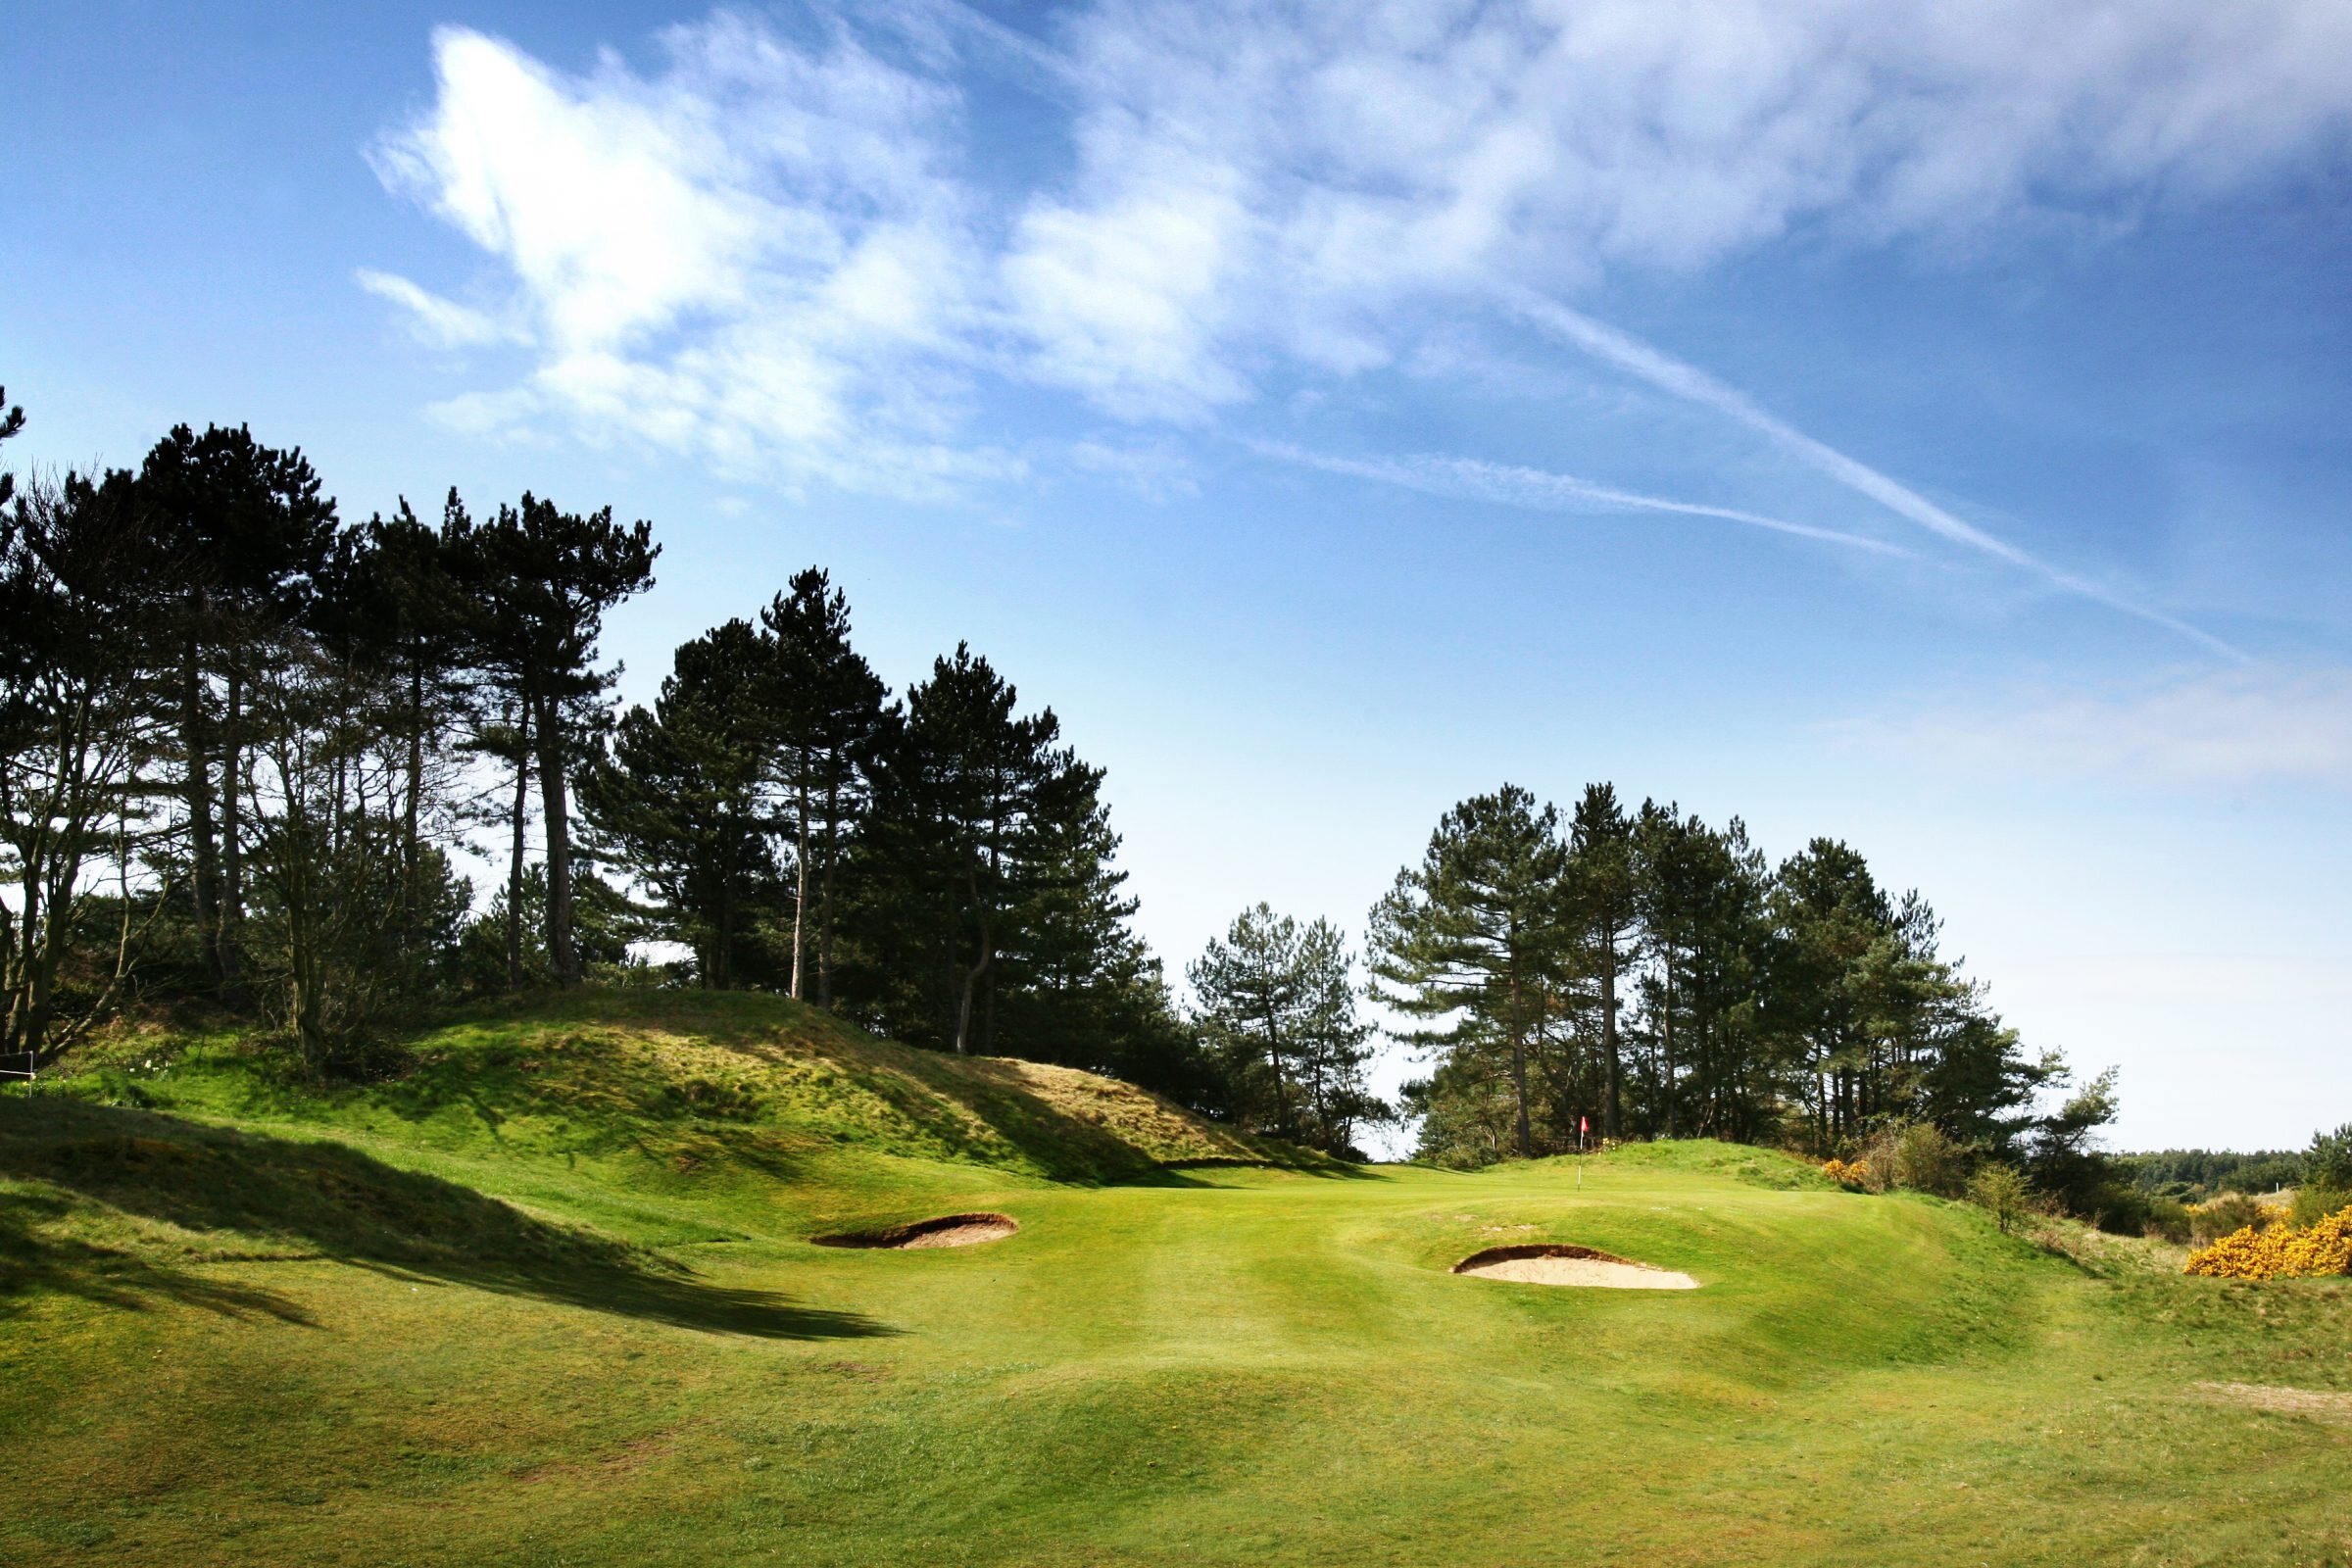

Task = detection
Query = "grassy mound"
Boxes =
[54,988,1313,1186]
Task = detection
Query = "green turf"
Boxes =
[4,991,2347,1566]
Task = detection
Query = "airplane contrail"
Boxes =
[1495,282,2248,662]
[1250,440,1907,557]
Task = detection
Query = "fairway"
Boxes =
[3,994,2348,1567]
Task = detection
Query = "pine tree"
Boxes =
[0,387,24,510]
[1767,838,1889,1148]
[1188,905,1380,1154]
[760,568,886,1006]
[585,619,783,989]
[450,494,657,989]
[858,647,1057,1053]
[1568,783,1640,1140]
[132,424,337,994]
[0,468,172,1064]
[1368,785,1568,1159]
[853,645,1114,1057]
[335,499,473,958]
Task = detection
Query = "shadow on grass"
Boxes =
[0,1098,890,1341]
[124,986,1378,1192]
[0,1187,318,1324]
[507,988,1380,1188]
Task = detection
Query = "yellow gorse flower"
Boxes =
[1821,1157,1873,1191]
[2183,1202,2352,1280]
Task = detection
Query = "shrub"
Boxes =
[1822,1156,1877,1192]
[2183,1201,2352,1280]
[2141,1194,2192,1245]
[2086,1182,2160,1237]
[1890,1122,1973,1199]
[1969,1162,2034,1235]
[2189,1192,2276,1246]
[2291,1185,2351,1229]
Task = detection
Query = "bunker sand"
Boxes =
[1452,1243,1700,1290]
[813,1213,1018,1250]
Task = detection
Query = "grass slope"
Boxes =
[3,990,2348,1567]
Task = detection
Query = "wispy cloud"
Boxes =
[1855,666,2352,787]
[1497,286,2248,660]
[364,15,1015,497]
[1250,441,1906,557]
[355,269,519,348]
[364,0,2352,533]
[1009,0,2352,417]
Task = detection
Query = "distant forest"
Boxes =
[1,398,2324,1208]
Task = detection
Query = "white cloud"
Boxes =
[368,14,1008,497]
[355,269,517,348]
[1858,666,2352,788]
[367,2,2352,505]
[1010,0,2352,414]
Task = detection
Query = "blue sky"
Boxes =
[10,1,2352,1151]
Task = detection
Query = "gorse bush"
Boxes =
[2182,1202,2352,1280]
[1821,1156,1876,1191]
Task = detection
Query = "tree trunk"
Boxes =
[505,703,529,993]
[403,656,424,943]
[532,692,579,989]
[180,619,226,989]
[1508,971,1533,1158]
[1660,949,1678,1139]
[1262,1002,1292,1140]
[1601,935,1623,1140]
[711,850,733,991]
[220,668,244,994]
[953,874,990,1055]
[816,764,840,1008]
[789,761,810,1001]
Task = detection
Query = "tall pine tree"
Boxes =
[451,494,657,989]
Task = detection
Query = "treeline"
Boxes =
[1368,783,2089,1172]
[0,406,1236,1122]
[0,411,655,1065]
[2121,1128,2352,1203]
[1,394,2196,1188]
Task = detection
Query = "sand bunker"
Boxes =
[812,1213,1018,1250]
[1452,1244,1699,1290]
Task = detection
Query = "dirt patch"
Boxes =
[811,1212,1017,1250]
[1452,1243,1700,1290]
[2196,1382,2352,1423]
[514,1425,687,1485]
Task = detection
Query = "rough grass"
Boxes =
[3,990,2348,1567]
[73,989,1316,1188]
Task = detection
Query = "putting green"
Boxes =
[2,993,2345,1566]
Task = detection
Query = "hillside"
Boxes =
[4,991,2349,1567]
[45,985,1312,1169]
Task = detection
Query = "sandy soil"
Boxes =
[894,1218,1018,1249]
[814,1212,1019,1250]
[1456,1254,1700,1289]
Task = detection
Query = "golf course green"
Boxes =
[3,991,2346,1566]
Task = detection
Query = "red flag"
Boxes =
[1580,1115,1589,1136]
